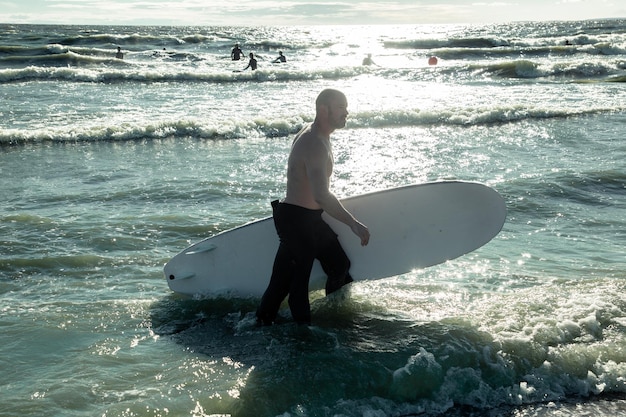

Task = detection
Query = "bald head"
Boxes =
[313,89,349,133]
[316,89,346,112]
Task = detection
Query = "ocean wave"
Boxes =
[149,277,626,415]
[570,170,626,194]
[431,43,626,61]
[0,117,301,145]
[0,64,367,84]
[1,105,618,145]
[0,50,128,69]
[385,36,511,50]
[465,59,621,79]
[352,105,623,129]
[1,57,621,84]
[606,74,626,82]
[54,31,176,47]
[548,170,626,206]
[4,26,310,53]
[384,27,625,51]
[2,22,623,84]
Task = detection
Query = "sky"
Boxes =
[0,0,624,26]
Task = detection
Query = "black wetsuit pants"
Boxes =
[256,201,352,325]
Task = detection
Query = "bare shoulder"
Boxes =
[292,128,325,159]
[291,130,320,159]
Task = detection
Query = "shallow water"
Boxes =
[1,20,625,417]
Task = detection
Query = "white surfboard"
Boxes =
[164,181,506,298]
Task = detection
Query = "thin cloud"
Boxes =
[0,0,622,25]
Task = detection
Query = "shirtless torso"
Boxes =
[281,89,369,246]
[284,124,333,210]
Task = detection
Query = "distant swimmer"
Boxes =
[115,46,124,59]
[243,52,257,70]
[362,54,376,66]
[231,43,243,61]
[272,51,287,63]
[428,56,438,65]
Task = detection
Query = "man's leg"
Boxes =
[257,202,317,325]
[287,253,316,325]
[256,200,291,325]
[256,243,293,325]
[317,222,353,295]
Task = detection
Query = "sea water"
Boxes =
[1,20,625,417]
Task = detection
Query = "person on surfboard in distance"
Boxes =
[243,52,257,70]
[256,89,370,326]
[272,51,287,63]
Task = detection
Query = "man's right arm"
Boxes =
[306,145,370,246]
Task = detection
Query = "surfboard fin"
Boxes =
[185,242,217,255]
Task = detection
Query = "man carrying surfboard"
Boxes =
[256,89,370,326]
